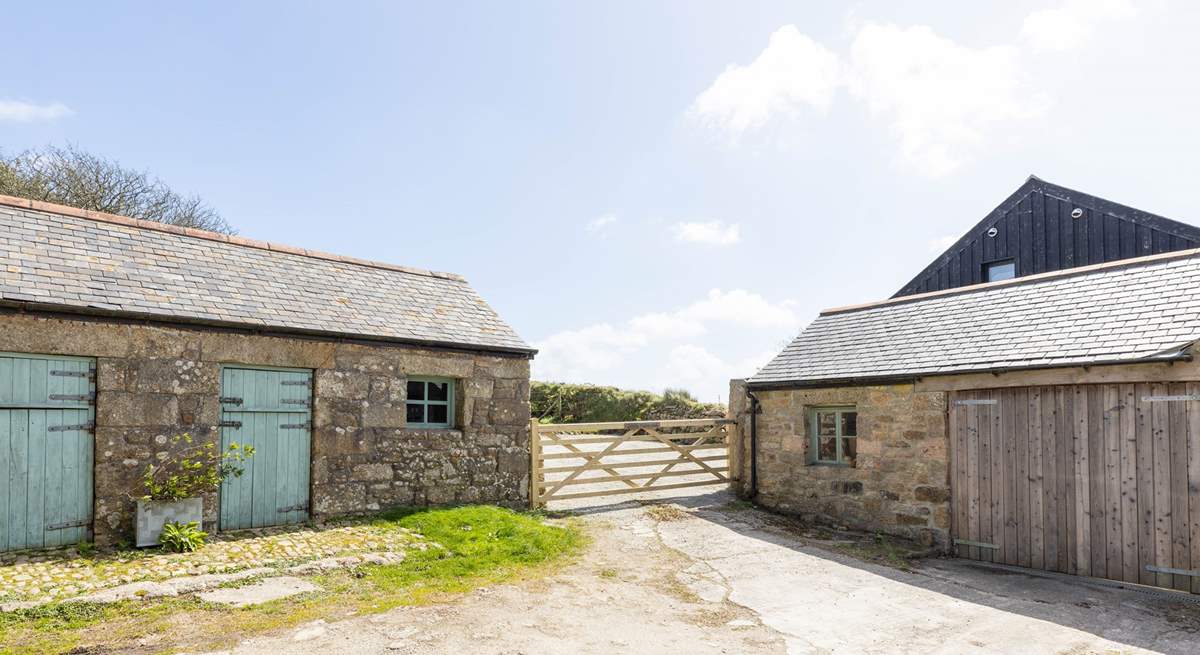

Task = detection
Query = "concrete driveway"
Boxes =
[648,490,1199,654]
[212,488,1199,654]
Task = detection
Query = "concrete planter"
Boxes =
[136,497,204,548]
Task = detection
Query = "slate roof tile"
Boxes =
[750,252,1200,385]
[0,204,533,354]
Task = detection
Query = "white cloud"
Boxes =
[663,345,779,385]
[927,234,959,253]
[688,4,1134,177]
[665,344,729,384]
[0,100,72,123]
[847,23,1045,177]
[1021,0,1135,51]
[532,289,801,400]
[689,25,842,136]
[628,312,707,339]
[585,213,617,234]
[534,323,647,376]
[672,220,741,246]
[683,288,797,328]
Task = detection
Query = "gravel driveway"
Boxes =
[208,488,1200,654]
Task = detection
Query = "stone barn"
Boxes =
[0,195,535,550]
[732,178,1200,593]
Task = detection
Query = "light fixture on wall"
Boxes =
[986,227,998,237]
[1071,208,1084,219]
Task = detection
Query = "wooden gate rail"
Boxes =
[530,418,734,506]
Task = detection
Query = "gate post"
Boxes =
[529,418,542,509]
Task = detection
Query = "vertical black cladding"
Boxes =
[894,177,1200,297]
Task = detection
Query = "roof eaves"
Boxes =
[0,299,539,358]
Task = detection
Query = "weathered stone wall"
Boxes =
[0,311,531,546]
[728,381,950,548]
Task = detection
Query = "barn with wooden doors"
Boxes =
[0,195,535,551]
[731,179,1200,593]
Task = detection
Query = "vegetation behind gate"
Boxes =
[531,382,724,423]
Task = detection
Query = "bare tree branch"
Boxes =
[0,145,234,234]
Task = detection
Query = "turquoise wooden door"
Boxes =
[0,353,95,552]
[219,367,312,530]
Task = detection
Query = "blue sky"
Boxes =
[5,1,1199,400]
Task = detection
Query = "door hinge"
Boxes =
[277,503,308,513]
[50,370,95,380]
[280,380,310,387]
[954,399,997,406]
[219,420,243,429]
[46,519,89,531]
[48,423,94,433]
[219,396,244,406]
[49,393,95,403]
[280,399,309,406]
[280,422,311,430]
[1142,395,1200,403]
[1146,565,1200,577]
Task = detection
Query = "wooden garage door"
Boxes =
[218,367,312,531]
[0,353,95,551]
[950,384,1200,593]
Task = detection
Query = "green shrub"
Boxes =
[531,381,724,423]
[140,433,255,502]
[159,521,208,553]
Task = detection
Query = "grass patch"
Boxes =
[361,505,585,605]
[0,505,584,655]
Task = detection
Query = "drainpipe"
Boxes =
[746,390,759,498]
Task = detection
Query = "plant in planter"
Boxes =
[134,433,255,547]
[159,521,208,552]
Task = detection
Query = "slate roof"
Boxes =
[750,250,1200,386]
[0,198,534,354]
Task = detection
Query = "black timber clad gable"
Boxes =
[894,177,1200,297]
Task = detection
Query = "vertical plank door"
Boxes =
[219,367,312,531]
[0,353,95,551]
[949,382,1199,593]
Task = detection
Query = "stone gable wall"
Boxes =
[0,312,531,546]
[730,381,951,548]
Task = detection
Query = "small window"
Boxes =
[406,377,455,428]
[984,259,1015,282]
[809,407,858,467]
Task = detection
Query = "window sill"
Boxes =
[400,426,463,435]
[807,461,855,468]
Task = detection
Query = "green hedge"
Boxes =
[531,381,725,424]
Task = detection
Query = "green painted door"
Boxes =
[0,353,95,552]
[219,367,312,530]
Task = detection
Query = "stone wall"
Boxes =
[728,380,951,548]
[0,311,531,546]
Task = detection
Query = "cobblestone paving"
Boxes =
[0,521,422,605]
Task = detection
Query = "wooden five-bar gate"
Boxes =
[530,418,733,506]
[950,383,1200,594]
